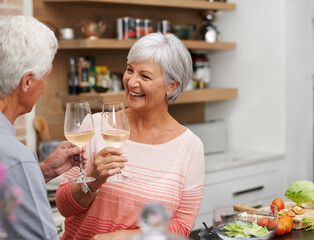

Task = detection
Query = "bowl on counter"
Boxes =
[212,204,279,240]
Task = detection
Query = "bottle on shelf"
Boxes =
[111,70,122,92]
[95,66,102,87]
[67,57,79,95]
[100,66,112,89]
[85,56,96,91]
[78,57,90,93]
[89,66,96,91]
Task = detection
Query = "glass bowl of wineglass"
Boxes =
[101,102,131,182]
[64,101,95,183]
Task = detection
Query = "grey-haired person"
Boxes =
[56,33,205,240]
[0,15,87,239]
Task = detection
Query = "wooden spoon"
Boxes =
[33,116,51,141]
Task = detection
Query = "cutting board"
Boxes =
[234,202,314,229]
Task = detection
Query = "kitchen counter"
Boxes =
[205,151,285,173]
[198,227,313,240]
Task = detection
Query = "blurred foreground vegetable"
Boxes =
[284,180,314,207]
[303,217,314,231]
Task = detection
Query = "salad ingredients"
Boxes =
[257,217,270,227]
[223,221,272,238]
[303,217,314,231]
[280,218,292,233]
[271,198,285,212]
[268,220,277,230]
[275,221,286,236]
[284,180,314,206]
[292,206,306,215]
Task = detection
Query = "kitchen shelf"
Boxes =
[58,38,236,50]
[63,88,238,109]
[59,39,236,50]
[44,0,236,11]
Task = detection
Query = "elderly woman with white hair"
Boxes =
[56,33,205,240]
[0,16,87,239]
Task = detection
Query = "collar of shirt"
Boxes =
[0,112,16,136]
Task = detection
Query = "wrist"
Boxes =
[81,182,100,195]
[40,161,55,183]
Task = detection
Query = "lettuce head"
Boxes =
[284,180,314,206]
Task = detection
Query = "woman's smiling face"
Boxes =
[123,59,169,111]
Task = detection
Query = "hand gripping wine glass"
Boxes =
[64,102,95,183]
[101,102,131,181]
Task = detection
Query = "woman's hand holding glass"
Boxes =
[101,102,131,181]
[87,147,128,185]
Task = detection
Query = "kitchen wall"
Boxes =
[206,0,313,188]
[19,0,314,184]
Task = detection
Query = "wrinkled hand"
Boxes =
[87,147,127,184]
[41,141,87,182]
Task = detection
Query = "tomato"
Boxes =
[271,198,285,212]
[292,206,306,215]
[275,220,286,236]
[280,216,293,226]
[286,210,296,218]
[268,220,277,230]
[280,218,292,233]
[257,217,270,227]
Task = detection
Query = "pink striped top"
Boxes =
[56,113,204,240]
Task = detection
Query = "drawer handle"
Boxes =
[233,185,264,196]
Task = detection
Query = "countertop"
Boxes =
[204,151,285,173]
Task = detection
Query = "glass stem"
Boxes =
[78,148,84,178]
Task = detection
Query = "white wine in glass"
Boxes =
[64,102,95,183]
[101,102,131,181]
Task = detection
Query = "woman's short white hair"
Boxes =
[127,33,192,103]
[0,15,58,97]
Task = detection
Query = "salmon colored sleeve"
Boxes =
[56,181,88,217]
[167,135,205,237]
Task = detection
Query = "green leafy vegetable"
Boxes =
[223,221,272,238]
[284,180,314,206]
[303,217,314,232]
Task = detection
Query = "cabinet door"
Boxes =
[194,159,284,230]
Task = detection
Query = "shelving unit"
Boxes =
[64,88,238,109]
[58,38,236,50]
[44,0,236,11]
[33,0,237,139]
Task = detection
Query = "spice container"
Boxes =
[117,17,136,40]
[157,20,171,34]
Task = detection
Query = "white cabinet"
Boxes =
[193,158,284,230]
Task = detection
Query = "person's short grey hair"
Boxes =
[127,33,192,103]
[0,15,58,97]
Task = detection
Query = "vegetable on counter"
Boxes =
[223,221,272,238]
[284,180,314,207]
[303,216,314,231]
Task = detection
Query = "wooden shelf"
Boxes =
[58,38,236,50]
[63,88,238,109]
[44,0,236,11]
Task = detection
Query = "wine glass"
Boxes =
[64,102,95,183]
[101,102,131,181]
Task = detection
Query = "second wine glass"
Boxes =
[101,102,131,181]
[64,101,95,183]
